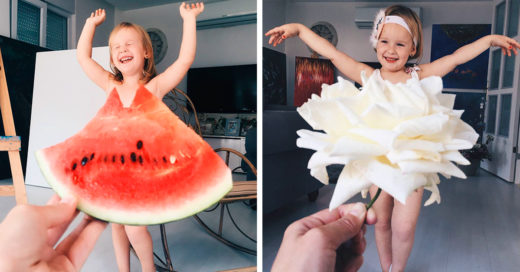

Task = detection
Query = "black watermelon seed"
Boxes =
[153,158,158,163]
[138,155,143,164]
[104,156,108,162]
[130,152,137,162]
[162,156,167,163]
[121,155,125,164]
[81,157,88,166]
[72,163,77,171]
[112,155,116,163]
[137,140,143,150]
[90,153,95,160]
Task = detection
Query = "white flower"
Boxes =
[296,71,479,210]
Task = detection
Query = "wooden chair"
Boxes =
[193,147,257,255]
[154,88,202,272]
[154,89,257,271]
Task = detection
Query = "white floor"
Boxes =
[0,179,256,272]
[263,169,520,272]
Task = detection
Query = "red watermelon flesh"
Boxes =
[36,85,232,225]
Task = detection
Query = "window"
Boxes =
[498,94,512,136]
[46,10,68,50]
[486,95,498,134]
[12,0,70,50]
[16,0,41,46]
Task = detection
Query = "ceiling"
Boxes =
[290,0,492,2]
[104,0,228,11]
[102,0,493,10]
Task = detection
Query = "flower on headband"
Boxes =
[296,72,479,210]
[370,9,386,48]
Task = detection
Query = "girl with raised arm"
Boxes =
[77,3,204,271]
[266,5,519,272]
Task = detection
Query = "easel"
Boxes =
[0,48,27,204]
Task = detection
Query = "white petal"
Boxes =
[442,151,470,165]
[350,127,398,149]
[329,164,372,209]
[362,159,428,204]
[424,174,441,206]
[296,130,330,151]
[330,136,387,157]
[398,160,466,179]
[395,113,449,137]
[310,166,329,185]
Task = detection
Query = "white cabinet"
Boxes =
[203,135,246,172]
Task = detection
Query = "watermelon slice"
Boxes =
[36,86,232,225]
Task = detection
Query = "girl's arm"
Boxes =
[265,23,373,85]
[150,2,203,99]
[76,9,112,92]
[420,35,520,78]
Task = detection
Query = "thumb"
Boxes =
[317,203,366,249]
[37,197,78,228]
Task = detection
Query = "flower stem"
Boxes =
[366,188,382,209]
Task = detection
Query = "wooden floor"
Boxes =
[263,169,520,272]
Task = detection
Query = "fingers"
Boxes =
[365,207,377,225]
[55,216,107,269]
[45,196,80,246]
[314,203,366,249]
[35,196,78,229]
[182,2,204,11]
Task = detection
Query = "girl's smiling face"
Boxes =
[110,27,148,78]
[376,23,416,72]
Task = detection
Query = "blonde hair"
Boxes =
[108,22,157,83]
[385,5,423,61]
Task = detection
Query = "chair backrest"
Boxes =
[163,88,202,136]
[214,147,257,178]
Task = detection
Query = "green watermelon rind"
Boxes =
[35,149,233,225]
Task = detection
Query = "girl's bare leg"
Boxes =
[370,186,394,272]
[390,188,423,272]
[112,223,130,272]
[125,225,155,272]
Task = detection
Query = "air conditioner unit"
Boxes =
[197,12,256,30]
[355,7,422,29]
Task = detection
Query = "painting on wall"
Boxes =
[294,57,334,107]
[263,47,287,106]
[431,24,491,89]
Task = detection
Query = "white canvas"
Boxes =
[26,47,110,188]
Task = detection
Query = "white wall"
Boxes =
[275,1,493,106]
[0,0,9,37]
[116,0,256,91]
[75,0,115,47]
[263,0,286,53]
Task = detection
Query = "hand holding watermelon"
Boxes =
[86,8,106,27]
[180,2,204,19]
[0,195,107,271]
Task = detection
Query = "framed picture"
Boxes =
[294,57,334,107]
[431,24,491,89]
[225,118,241,137]
[263,47,287,106]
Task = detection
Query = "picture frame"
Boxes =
[225,118,241,137]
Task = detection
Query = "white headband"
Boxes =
[370,10,417,48]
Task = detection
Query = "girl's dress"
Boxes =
[296,68,479,209]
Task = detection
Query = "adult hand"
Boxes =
[0,195,107,271]
[86,9,106,27]
[180,2,204,19]
[265,23,301,47]
[272,202,377,272]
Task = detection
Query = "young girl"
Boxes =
[266,5,519,272]
[77,3,204,272]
